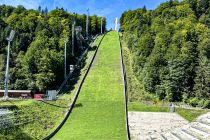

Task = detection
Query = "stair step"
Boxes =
[160,134,168,140]
[162,132,177,140]
[201,118,210,124]
[150,134,166,140]
[181,129,200,140]
[199,120,210,129]
[205,117,210,121]
[171,131,183,140]
[188,126,208,139]
[173,130,192,140]
[169,132,182,140]
[196,122,210,132]
[191,125,210,137]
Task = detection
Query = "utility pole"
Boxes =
[86,8,89,39]
[4,30,15,100]
[72,20,76,57]
[64,38,68,79]
[101,17,103,34]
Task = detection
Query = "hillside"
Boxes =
[0,5,106,92]
[120,0,210,107]
[53,32,127,140]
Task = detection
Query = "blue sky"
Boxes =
[0,0,168,29]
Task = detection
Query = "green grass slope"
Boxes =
[0,36,103,140]
[53,32,127,140]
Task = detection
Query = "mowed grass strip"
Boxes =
[53,32,127,140]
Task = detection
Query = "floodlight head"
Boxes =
[7,30,15,41]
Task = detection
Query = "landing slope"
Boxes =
[53,32,127,140]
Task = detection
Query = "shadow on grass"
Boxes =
[40,101,69,109]
[0,126,37,140]
[74,103,83,108]
[0,100,18,109]
[89,45,97,51]
[60,57,87,94]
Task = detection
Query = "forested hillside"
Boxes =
[0,5,106,92]
[120,0,210,107]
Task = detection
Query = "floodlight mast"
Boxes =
[101,17,103,34]
[64,38,68,79]
[114,18,118,31]
[72,20,76,57]
[86,8,89,39]
[4,30,15,100]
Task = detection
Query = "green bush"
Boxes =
[189,97,199,107]
[198,99,205,107]
[182,94,188,103]
[156,85,166,100]
[142,93,157,101]
[203,100,210,109]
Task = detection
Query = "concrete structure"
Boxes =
[129,111,210,140]
[46,90,57,100]
[0,90,32,98]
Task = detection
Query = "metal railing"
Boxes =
[56,34,99,96]
[118,32,131,140]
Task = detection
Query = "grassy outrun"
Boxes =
[53,32,127,140]
[128,102,169,112]
[128,102,208,122]
[176,108,208,122]
[0,36,103,140]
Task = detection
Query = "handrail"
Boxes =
[118,32,131,140]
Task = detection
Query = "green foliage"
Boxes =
[128,102,169,112]
[176,108,208,122]
[0,5,106,92]
[203,100,210,108]
[120,0,210,102]
[189,97,199,107]
[0,36,103,139]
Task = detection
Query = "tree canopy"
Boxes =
[0,5,106,92]
[120,0,210,105]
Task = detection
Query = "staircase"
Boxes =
[148,113,210,140]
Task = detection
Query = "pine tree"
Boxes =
[143,5,147,13]
[169,0,173,7]
[38,6,41,13]
[44,7,48,14]
[194,57,210,98]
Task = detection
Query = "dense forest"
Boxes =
[0,5,106,92]
[120,0,210,107]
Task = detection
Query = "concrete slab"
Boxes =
[128,112,188,140]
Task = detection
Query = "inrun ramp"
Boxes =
[53,32,127,140]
